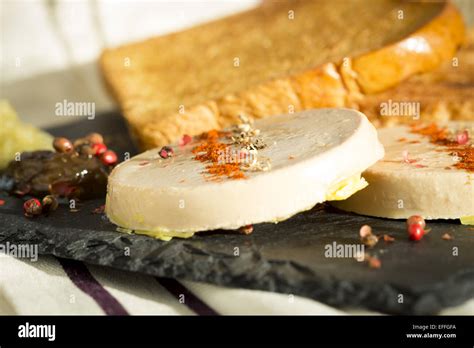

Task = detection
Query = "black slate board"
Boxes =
[1,112,473,315]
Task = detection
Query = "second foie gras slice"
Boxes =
[106,109,384,236]
[334,122,474,220]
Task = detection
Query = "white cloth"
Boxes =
[1,255,473,315]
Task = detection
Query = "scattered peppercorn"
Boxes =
[239,225,254,235]
[408,223,425,241]
[456,130,469,145]
[53,137,74,153]
[86,132,104,144]
[359,225,372,238]
[359,225,378,248]
[406,215,427,241]
[179,134,192,146]
[159,146,174,159]
[92,142,107,156]
[101,150,118,165]
[406,215,426,229]
[42,195,58,214]
[23,198,42,217]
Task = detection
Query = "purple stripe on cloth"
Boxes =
[57,258,129,315]
[156,278,219,316]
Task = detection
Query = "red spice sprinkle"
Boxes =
[411,123,473,172]
[139,160,150,166]
[192,130,245,181]
[411,123,454,145]
[0,199,5,206]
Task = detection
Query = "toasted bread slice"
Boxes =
[360,27,474,127]
[100,0,464,150]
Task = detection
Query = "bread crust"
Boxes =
[100,1,465,150]
[360,27,473,127]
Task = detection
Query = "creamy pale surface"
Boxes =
[106,109,384,235]
[334,123,474,219]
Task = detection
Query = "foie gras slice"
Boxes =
[106,108,384,236]
[334,122,474,220]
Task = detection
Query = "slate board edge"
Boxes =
[2,214,473,315]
